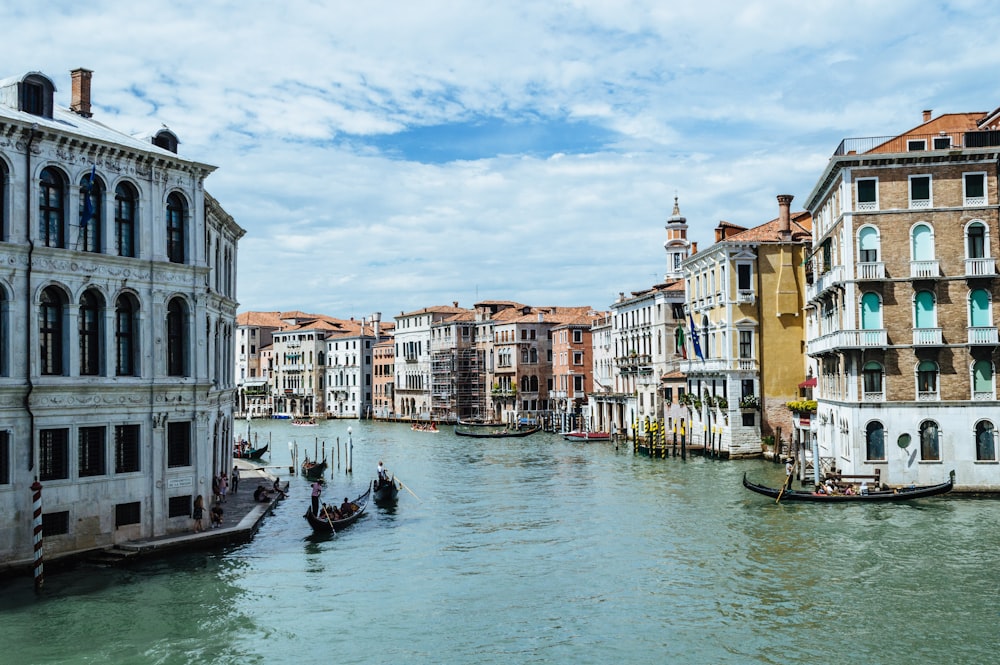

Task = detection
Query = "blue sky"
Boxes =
[5,1,1000,318]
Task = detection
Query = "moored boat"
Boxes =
[234,442,269,460]
[742,471,955,503]
[563,430,611,442]
[301,456,327,480]
[292,418,318,427]
[454,425,541,438]
[304,485,371,533]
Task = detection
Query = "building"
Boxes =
[430,309,486,423]
[682,196,812,458]
[325,314,387,419]
[804,108,1000,488]
[550,313,599,431]
[0,69,241,567]
[269,313,335,418]
[372,338,395,419]
[235,311,286,417]
[394,304,467,421]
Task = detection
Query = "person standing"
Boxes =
[311,480,323,515]
[192,495,205,533]
[219,472,229,503]
[231,465,240,494]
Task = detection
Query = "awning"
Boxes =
[798,377,817,388]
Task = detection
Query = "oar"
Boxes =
[396,477,422,502]
[776,463,793,503]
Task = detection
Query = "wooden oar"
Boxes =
[776,463,794,503]
[396,477,422,502]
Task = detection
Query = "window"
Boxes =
[39,428,69,480]
[739,330,752,358]
[919,420,940,461]
[166,421,191,467]
[964,173,987,206]
[0,431,8,485]
[39,167,66,248]
[168,495,191,518]
[911,223,934,262]
[907,139,927,151]
[573,329,583,344]
[970,289,991,328]
[0,161,7,241]
[857,178,878,211]
[861,293,882,330]
[973,360,993,399]
[116,294,139,376]
[114,182,138,258]
[573,351,583,366]
[115,424,141,473]
[737,264,752,291]
[115,502,141,528]
[42,511,69,536]
[914,291,936,328]
[78,426,106,477]
[166,298,188,376]
[976,421,996,461]
[858,226,879,262]
[78,171,103,253]
[79,290,103,376]
[909,175,932,208]
[863,362,883,396]
[865,421,885,461]
[933,136,952,150]
[40,286,65,376]
[966,222,987,259]
[166,192,186,263]
[573,375,584,392]
[917,361,938,399]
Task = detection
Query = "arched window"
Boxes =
[529,348,538,363]
[115,293,139,376]
[860,293,882,330]
[79,171,104,253]
[521,347,529,363]
[969,289,991,327]
[0,160,7,241]
[911,223,934,261]
[114,182,138,258]
[166,193,186,263]
[862,361,883,398]
[858,226,880,263]
[39,167,66,248]
[529,376,539,392]
[967,222,987,259]
[917,360,938,399]
[975,421,996,461]
[166,297,189,377]
[40,286,65,375]
[919,420,940,461]
[520,376,529,393]
[78,289,103,376]
[973,360,993,399]
[865,421,885,461]
[914,290,936,328]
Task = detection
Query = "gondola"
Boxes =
[301,456,328,480]
[234,442,269,460]
[454,425,542,438]
[742,471,955,503]
[304,485,371,533]
[563,431,611,442]
[373,475,400,503]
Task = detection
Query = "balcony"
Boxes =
[965,257,996,277]
[913,328,943,346]
[834,130,1000,157]
[807,265,844,299]
[974,391,996,400]
[910,260,940,279]
[684,358,758,373]
[856,262,885,280]
[862,391,884,402]
[736,290,755,304]
[968,326,999,345]
[809,329,887,355]
[917,390,940,401]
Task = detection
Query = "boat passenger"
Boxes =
[860,481,869,496]
[340,497,354,517]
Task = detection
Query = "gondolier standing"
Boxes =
[311,480,322,515]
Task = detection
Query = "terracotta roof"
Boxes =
[236,311,287,328]
[720,211,812,243]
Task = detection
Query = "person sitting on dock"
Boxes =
[272,477,288,499]
[254,485,272,502]
[210,503,224,528]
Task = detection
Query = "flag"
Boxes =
[80,165,96,230]
[689,313,703,360]
[675,325,686,359]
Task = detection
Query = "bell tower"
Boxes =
[663,195,690,280]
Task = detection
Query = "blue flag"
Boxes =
[689,313,703,360]
[80,165,95,229]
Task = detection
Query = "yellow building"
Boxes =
[681,196,812,457]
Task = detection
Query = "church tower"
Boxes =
[663,195,690,281]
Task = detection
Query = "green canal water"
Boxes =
[2,421,999,664]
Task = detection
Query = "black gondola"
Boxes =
[373,475,400,503]
[742,471,955,503]
[234,443,269,460]
[301,456,327,480]
[453,425,541,438]
[304,485,371,533]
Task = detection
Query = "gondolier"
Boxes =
[311,480,322,515]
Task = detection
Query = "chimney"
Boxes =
[777,194,793,240]
[923,109,932,123]
[70,68,93,118]
[691,241,698,255]
[373,312,381,340]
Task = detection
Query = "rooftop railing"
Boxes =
[834,130,1000,156]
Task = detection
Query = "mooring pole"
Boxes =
[31,479,44,591]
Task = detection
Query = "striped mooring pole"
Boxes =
[31,479,44,590]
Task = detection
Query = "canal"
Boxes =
[2,420,998,664]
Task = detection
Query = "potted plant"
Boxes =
[739,395,759,410]
[785,399,817,414]
[716,396,728,410]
